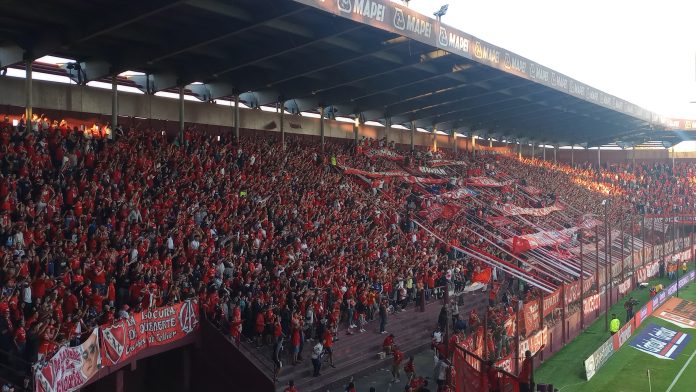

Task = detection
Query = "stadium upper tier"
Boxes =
[0,0,691,146]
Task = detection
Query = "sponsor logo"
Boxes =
[473,41,500,63]
[339,0,386,22]
[439,27,448,46]
[503,53,527,73]
[179,300,199,334]
[393,8,406,30]
[438,27,469,54]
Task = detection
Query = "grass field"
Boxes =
[536,273,696,392]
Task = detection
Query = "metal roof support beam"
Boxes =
[178,86,185,143]
[25,59,32,121]
[111,75,118,129]
[320,106,325,152]
[234,95,240,141]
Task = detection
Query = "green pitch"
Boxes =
[536,274,696,392]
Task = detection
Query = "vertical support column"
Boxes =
[384,117,390,144]
[471,134,476,156]
[111,75,118,130]
[432,127,437,151]
[489,138,493,148]
[542,144,546,161]
[320,106,326,152]
[178,86,185,143]
[597,147,601,169]
[25,59,33,122]
[518,142,522,159]
[115,370,124,392]
[353,117,359,145]
[280,102,285,150]
[410,121,415,151]
[571,145,574,167]
[553,146,557,163]
[632,146,636,166]
[531,143,535,160]
[234,95,240,141]
[452,131,457,154]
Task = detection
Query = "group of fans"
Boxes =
[0,112,693,392]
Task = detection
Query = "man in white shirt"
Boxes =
[311,341,324,377]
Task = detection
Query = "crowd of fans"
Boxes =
[0,113,694,391]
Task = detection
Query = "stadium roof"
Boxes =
[0,0,685,145]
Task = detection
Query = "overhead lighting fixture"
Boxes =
[434,4,449,20]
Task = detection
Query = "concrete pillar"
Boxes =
[518,142,522,159]
[553,146,557,163]
[320,106,325,152]
[234,95,240,141]
[597,147,601,168]
[25,59,32,121]
[542,144,546,161]
[178,86,185,142]
[353,117,359,145]
[571,145,574,166]
[632,146,636,166]
[432,127,437,151]
[531,143,535,160]
[280,103,285,150]
[410,121,415,151]
[452,131,457,154]
[471,135,476,156]
[384,117,390,144]
[111,75,118,130]
[489,138,493,148]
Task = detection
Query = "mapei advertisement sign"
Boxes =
[292,0,656,123]
[101,300,199,366]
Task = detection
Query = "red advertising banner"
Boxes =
[498,203,564,217]
[543,289,561,317]
[35,329,101,392]
[564,281,581,306]
[100,300,200,367]
[523,300,541,334]
[611,322,633,350]
[518,327,547,368]
[583,294,601,318]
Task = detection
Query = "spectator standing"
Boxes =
[391,345,404,383]
[311,341,323,377]
[517,350,533,392]
[379,300,388,334]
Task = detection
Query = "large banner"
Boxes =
[101,300,200,367]
[429,159,469,167]
[364,147,404,161]
[583,294,601,318]
[35,329,101,392]
[507,218,601,254]
[543,288,561,317]
[523,301,541,334]
[466,177,512,188]
[564,281,581,306]
[343,167,449,184]
[518,327,547,368]
[498,203,564,217]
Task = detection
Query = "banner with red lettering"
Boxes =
[518,327,547,368]
[618,278,632,297]
[564,281,581,306]
[543,288,561,317]
[100,300,200,367]
[498,203,564,217]
[583,275,595,294]
[342,167,449,185]
[523,301,541,334]
[35,329,101,392]
[364,147,405,161]
[583,294,601,318]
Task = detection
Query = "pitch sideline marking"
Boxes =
[665,344,696,392]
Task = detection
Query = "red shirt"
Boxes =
[519,358,532,383]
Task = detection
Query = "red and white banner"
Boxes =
[440,188,478,200]
[507,218,601,254]
[636,261,659,283]
[519,327,547,367]
[564,281,581,306]
[364,147,404,161]
[429,159,468,167]
[486,216,515,228]
[418,166,448,176]
[35,329,101,392]
[498,203,564,217]
[418,203,462,222]
[583,294,601,318]
[520,185,542,196]
[466,177,512,187]
[100,300,199,367]
[523,301,541,334]
[618,278,632,296]
[543,288,561,317]
[343,167,448,184]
